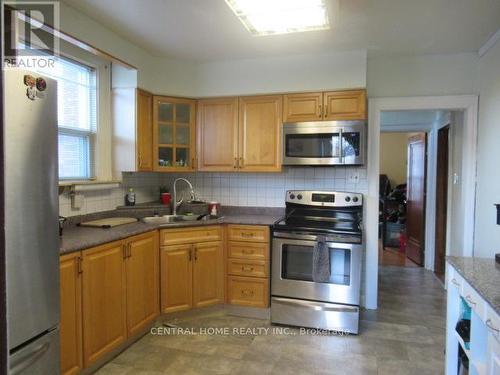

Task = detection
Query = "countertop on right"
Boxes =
[447,256,500,316]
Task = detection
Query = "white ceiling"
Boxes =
[61,0,500,62]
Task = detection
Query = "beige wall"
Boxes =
[379,133,412,187]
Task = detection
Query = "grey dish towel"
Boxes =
[312,235,331,283]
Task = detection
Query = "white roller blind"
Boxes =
[36,57,97,180]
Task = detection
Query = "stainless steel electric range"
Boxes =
[271,190,363,334]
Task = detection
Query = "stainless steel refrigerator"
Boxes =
[4,69,60,374]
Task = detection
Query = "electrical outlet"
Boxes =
[347,171,360,184]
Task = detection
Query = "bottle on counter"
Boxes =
[125,188,136,206]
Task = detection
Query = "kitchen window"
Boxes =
[36,57,98,180]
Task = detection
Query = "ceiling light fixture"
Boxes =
[225,0,330,36]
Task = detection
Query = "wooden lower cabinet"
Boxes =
[81,241,127,367]
[193,241,224,308]
[160,240,224,313]
[160,244,193,313]
[125,231,160,336]
[59,252,83,375]
[227,276,269,308]
[226,225,270,308]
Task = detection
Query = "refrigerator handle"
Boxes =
[10,342,50,375]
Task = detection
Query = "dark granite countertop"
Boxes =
[447,256,500,316]
[60,212,282,255]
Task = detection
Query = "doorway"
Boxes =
[365,95,478,310]
[378,131,425,268]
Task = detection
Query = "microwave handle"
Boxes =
[339,128,344,163]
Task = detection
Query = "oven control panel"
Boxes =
[286,190,363,207]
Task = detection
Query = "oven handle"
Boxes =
[273,231,361,244]
[272,297,359,313]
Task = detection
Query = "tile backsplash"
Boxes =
[59,167,368,217]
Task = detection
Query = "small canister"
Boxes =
[208,202,220,216]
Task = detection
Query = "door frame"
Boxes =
[365,95,478,310]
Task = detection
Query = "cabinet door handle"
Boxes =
[242,249,254,254]
[77,257,83,274]
[122,244,127,259]
[465,295,476,306]
[318,104,322,118]
[138,154,142,167]
[241,232,254,238]
[194,248,198,261]
[234,157,238,169]
[191,158,195,170]
[324,105,328,117]
[239,157,244,168]
[188,249,192,262]
[486,319,500,334]
[241,266,254,272]
[241,289,254,297]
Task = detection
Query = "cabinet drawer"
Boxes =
[227,276,269,308]
[462,281,486,319]
[227,225,269,243]
[160,226,222,246]
[227,259,269,278]
[228,241,269,260]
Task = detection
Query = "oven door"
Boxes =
[271,234,362,306]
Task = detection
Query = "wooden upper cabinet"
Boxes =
[125,231,159,337]
[283,92,323,122]
[82,241,127,367]
[59,252,83,375]
[160,244,193,313]
[136,89,153,171]
[323,90,366,120]
[153,96,196,172]
[192,241,224,308]
[197,98,239,171]
[238,95,282,172]
[282,90,367,122]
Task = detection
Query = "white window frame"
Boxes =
[56,39,112,183]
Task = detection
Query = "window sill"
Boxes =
[59,179,121,187]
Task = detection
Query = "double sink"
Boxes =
[141,214,223,225]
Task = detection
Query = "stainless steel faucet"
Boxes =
[172,178,196,215]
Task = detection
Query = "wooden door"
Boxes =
[434,126,449,278]
[193,241,224,308]
[59,253,82,375]
[323,90,366,120]
[283,92,323,122]
[136,89,153,171]
[82,241,127,367]
[153,96,196,171]
[197,98,239,171]
[238,95,282,172]
[406,133,427,266]
[160,244,193,313]
[125,231,159,337]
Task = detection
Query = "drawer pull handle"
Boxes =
[241,232,254,238]
[241,266,254,272]
[465,295,476,306]
[242,249,254,254]
[486,319,500,334]
[241,289,254,297]
[451,278,460,288]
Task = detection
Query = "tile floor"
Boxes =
[95,266,446,375]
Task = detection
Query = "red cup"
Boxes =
[161,193,171,205]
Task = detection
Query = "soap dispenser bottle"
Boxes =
[125,188,136,206]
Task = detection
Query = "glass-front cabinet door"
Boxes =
[153,96,196,171]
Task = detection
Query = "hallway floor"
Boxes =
[379,241,420,268]
[95,266,446,375]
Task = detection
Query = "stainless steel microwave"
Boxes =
[282,121,366,166]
